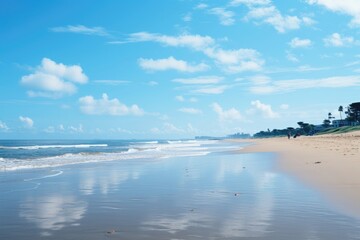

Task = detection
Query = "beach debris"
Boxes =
[314,161,321,164]
[105,229,118,235]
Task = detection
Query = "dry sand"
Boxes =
[236,131,360,219]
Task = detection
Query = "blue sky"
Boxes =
[1,0,360,139]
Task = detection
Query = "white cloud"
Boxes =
[51,25,109,36]
[112,128,132,134]
[173,76,223,85]
[247,7,305,32]
[323,33,354,47]
[250,75,360,94]
[93,80,129,85]
[150,127,161,134]
[234,1,314,33]
[193,85,229,94]
[138,57,209,72]
[175,95,198,102]
[44,124,68,133]
[0,121,9,131]
[21,58,88,98]
[187,123,198,133]
[195,3,208,9]
[286,52,299,62]
[44,126,55,133]
[208,8,235,26]
[306,0,360,27]
[204,48,264,73]
[148,81,158,86]
[297,65,329,72]
[19,116,34,128]
[250,100,279,118]
[151,122,197,135]
[250,75,271,85]
[189,97,198,102]
[178,108,202,114]
[266,14,304,33]
[289,37,312,48]
[69,124,84,133]
[125,32,263,73]
[175,95,185,102]
[302,16,317,26]
[280,104,289,110]
[60,104,71,110]
[212,103,243,121]
[183,12,192,22]
[229,0,270,6]
[128,32,215,51]
[79,93,144,116]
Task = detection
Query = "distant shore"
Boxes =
[234,131,360,219]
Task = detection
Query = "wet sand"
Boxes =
[237,131,360,218]
[2,144,360,239]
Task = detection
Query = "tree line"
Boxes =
[253,102,360,138]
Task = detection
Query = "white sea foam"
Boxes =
[141,141,159,144]
[0,140,231,171]
[24,170,64,182]
[0,144,108,150]
[167,140,182,144]
[126,148,139,153]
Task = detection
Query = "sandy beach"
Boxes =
[238,131,360,218]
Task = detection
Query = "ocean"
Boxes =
[0,139,235,171]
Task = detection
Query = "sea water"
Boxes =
[0,139,223,171]
[0,140,360,239]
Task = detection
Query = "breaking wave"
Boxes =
[0,140,229,171]
[0,144,108,150]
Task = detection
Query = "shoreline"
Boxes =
[235,131,360,219]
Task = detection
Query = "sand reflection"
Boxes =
[220,193,274,238]
[142,212,210,234]
[19,195,87,235]
[79,166,142,195]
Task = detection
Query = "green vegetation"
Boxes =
[253,101,360,138]
[316,126,360,135]
[253,123,314,138]
[346,102,360,122]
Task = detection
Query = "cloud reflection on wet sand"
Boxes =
[19,195,87,236]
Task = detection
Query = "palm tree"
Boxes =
[328,112,334,120]
[338,106,343,120]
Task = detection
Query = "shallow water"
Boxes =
[1,149,360,239]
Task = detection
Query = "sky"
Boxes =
[1,0,360,139]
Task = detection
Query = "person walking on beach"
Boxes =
[287,131,291,139]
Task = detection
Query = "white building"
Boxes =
[332,119,358,128]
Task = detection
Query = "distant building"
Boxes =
[332,119,358,128]
[332,120,350,128]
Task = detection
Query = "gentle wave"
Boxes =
[0,140,229,171]
[0,144,108,150]
[0,151,205,171]
[141,141,159,144]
